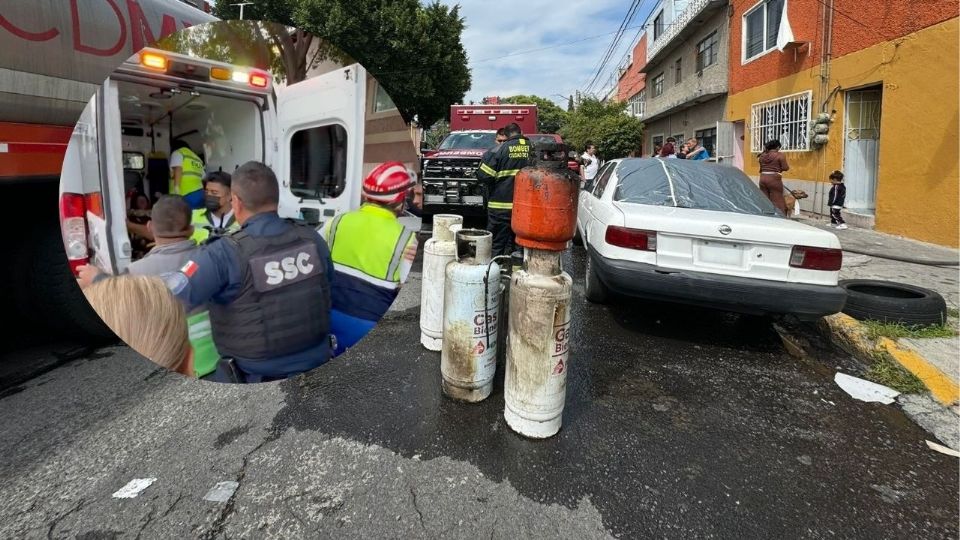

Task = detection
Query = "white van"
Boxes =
[60,47,367,276]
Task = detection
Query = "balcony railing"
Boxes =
[646,0,710,64]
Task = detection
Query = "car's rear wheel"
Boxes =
[584,253,609,304]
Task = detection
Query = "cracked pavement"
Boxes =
[0,248,957,538]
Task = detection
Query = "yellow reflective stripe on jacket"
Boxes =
[487,201,513,210]
[479,162,497,176]
[496,168,520,178]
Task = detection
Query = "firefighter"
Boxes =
[480,127,508,169]
[322,162,418,357]
[162,161,335,384]
[169,139,206,210]
[191,171,239,245]
[476,122,531,258]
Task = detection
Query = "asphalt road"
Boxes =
[0,247,956,539]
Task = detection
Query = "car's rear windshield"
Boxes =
[613,158,781,216]
[438,132,496,150]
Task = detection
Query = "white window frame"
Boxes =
[749,90,812,153]
[741,0,787,65]
[372,81,398,114]
[628,90,645,118]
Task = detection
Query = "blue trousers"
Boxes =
[330,309,377,357]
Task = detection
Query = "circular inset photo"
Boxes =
[61,20,422,383]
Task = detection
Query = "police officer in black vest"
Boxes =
[163,161,334,383]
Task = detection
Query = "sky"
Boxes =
[436,0,658,108]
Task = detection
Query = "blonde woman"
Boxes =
[82,275,194,376]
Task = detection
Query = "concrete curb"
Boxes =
[819,314,960,407]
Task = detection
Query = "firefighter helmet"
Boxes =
[362,161,417,205]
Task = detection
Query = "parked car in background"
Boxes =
[575,158,847,320]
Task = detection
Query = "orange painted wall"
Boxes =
[729,0,959,95]
[617,34,647,102]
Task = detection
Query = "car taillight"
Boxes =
[789,245,842,271]
[60,192,89,274]
[605,226,657,251]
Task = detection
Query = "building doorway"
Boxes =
[843,86,882,213]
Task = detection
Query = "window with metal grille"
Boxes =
[750,91,811,152]
[654,11,665,41]
[653,73,664,97]
[695,127,716,157]
[628,90,645,118]
[675,58,682,83]
[743,0,785,62]
[696,31,718,71]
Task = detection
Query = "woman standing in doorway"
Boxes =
[758,139,789,214]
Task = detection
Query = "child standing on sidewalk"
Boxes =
[828,170,848,230]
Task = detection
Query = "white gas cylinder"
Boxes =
[504,250,573,438]
[419,214,463,350]
[440,229,501,402]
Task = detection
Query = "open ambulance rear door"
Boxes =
[273,64,366,229]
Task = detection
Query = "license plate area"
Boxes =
[694,239,746,269]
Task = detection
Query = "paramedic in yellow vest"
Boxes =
[322,162,418,357]
[169,139,206,209]
[191,171,240,245]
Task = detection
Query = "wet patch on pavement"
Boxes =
[273,248,959,538]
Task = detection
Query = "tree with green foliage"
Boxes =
[560,97,643,160]
[423,120,450,149]
[500,95,569,134]
[212,0,471,127]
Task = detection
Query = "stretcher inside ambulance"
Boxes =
[61,48,367,276]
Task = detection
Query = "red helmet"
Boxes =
[362,161,417,205]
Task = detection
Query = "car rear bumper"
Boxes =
[588,246,847,319]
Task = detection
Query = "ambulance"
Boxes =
[0,1,367,342]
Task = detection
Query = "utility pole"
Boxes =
[231,2,253,19]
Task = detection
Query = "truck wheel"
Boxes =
[839,279,947,327]
[17,221,117,344]
[584,253,609,304]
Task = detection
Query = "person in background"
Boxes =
[127,196,197,276]
[476,122,531,258]
[651,143,663,158]
[192,171,239,245]
[162,161,336,384]
[78,195,223,380]
[685,137,710,160]
[83,275,193,377]
[323,162,418,357]
[580,142,599,183]
[481,128,508,166]
[169,139,206,210]
[758,139,790,214]
[128,193,153,260]
[659,137,678,158]
[828,170,848,230]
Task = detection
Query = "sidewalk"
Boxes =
[798,214,959,447]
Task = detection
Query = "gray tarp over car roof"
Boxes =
[613,158,782,217]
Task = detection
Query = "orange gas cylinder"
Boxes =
[511,142,580,251]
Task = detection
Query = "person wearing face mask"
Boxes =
[191,171,239,245]
[158,161,336,384]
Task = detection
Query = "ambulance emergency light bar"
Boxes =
[131,48,271,92]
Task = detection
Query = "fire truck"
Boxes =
[419,104,538,222]
[1,1,369,343]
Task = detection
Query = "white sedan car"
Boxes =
[575,158,847,320]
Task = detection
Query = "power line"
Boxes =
[581,0,642,94]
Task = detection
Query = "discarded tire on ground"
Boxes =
[839,279,947,326]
